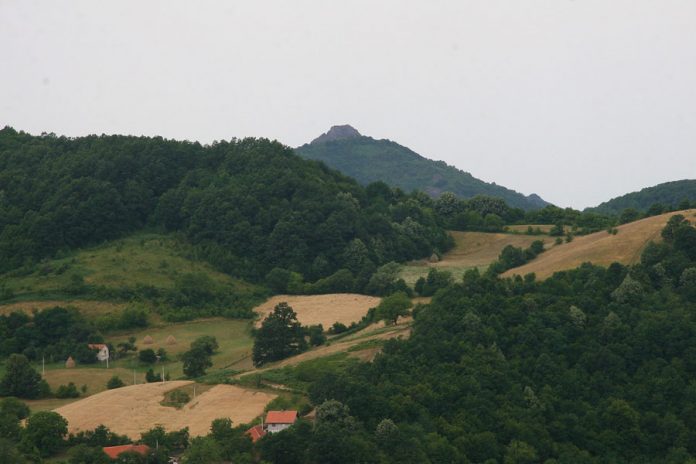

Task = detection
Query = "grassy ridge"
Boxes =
[0,232,267,321]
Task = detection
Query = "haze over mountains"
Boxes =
[296,125,550,211]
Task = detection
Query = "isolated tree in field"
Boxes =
[252,302,307,366]
[0,354,46,399]
[375,292,412,325]
[22,411,68,457]
[138,348,157,364]
[182,345,212,378]
[190,335,218,355]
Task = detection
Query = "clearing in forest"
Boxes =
[253,294,381,328]
[54,381,276,439]
[400,231,546,284]
[503,209,696,279]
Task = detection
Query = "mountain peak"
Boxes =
[310,125,362,144]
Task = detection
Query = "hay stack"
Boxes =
[143,335,154,345]
[65,356,76,368]
[166,335,177,345]
[429,253,440,263]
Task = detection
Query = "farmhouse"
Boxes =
[103,444,150,459]
[246,424,266,443]
[265,410,298,433]
[88,343,109,362]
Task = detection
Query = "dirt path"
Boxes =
[236,320,411,379]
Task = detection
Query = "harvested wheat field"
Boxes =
[503,209,696,279]
[254,294,381,328]
[436,231,547,268]
[54,381,276,439]
[400,231,547,285]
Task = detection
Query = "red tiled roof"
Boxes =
[266,410,298,424]
[88,344,107,350]
[246,424,266,442]
[102,444,150,459]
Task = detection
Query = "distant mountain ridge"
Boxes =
[296,125,549,211]
[588,179,696,214]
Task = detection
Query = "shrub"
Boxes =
[55,382,80,398]
[138,349,157,364]
[106,376,124,389]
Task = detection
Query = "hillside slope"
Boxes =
[400,230,547,284]
[502,209,696,279]
[295,125,549,210]
[0,127,450,284]
[589,179,696,214]
[0,233,265,320]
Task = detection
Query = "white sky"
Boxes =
[1,0,695,208]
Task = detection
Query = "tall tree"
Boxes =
[0,354,45,399]
[252,303,307,366]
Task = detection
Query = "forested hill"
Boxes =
[295,125,550,210]
[589,179,696,215]
[0,127,451,282]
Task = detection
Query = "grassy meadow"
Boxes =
[0,232,261,305]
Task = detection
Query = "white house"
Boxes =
[264,410,298,433]
[88,343,109,362]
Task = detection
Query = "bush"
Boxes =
[55,382,80,399]
[329,322,348,334]
[138,349,157,364]
[307,325,326,346]
[0,397,30,420]
[162,389,190,408]
[106,376,124,389]
[146,368,162,383]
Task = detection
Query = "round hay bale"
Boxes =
[166,335,177,345]
[65,356,76,368]
[143,335,154,345]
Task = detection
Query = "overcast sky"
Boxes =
[1,1,694,208]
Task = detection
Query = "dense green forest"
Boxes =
[0,127,451,288]
[589,180,696,215]
[295,125,549,211]
[430,192,616,236]
[253,215,696,463]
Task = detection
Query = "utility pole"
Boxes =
[133,369,136,385]
[42,356,45,377]
[161,366,164,383]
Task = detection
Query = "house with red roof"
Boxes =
[264,410,298,433]
[246,410,298,442]
[102,444,150,459]
[88,343,109,362]
[246,424,266,443]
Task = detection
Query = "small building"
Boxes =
[264,410,298,434]
[103,444,150,459]
[88,343,109,362]
[246,424,266,443]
